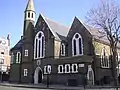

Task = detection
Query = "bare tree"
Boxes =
[86,0,120,86]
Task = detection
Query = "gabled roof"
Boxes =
[41,14,70,41]
[76,18,120,48]
[11,39,23,51]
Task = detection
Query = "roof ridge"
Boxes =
[43,15,70,29]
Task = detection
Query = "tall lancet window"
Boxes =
[72,33,83,56]
[34,31,45,59]
[101,47,109,68]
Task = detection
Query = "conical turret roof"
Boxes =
[25,0,35,11]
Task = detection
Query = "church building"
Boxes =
[9,0,120,86]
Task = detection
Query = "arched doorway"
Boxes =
[34,67,43,84]
[87,65,94,85]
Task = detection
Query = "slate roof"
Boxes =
[11,14,120,51]
[11,39,23,51]
[42,14,120,47]
[41,14,69,41]
[82,21,120,48]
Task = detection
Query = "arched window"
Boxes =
[65,64,70,73]
[44,66,47,74]
[16,52,21,63]
[61,43,65,56]
[58,65,64,74]
[101,47,109,68]
[28,12,30,18]
[72,33,83,56]
[31,13,34,18]
[34,31,45,59]
[71,64,78,73]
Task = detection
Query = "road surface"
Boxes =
[0,86,52,90]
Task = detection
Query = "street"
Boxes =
[0,86,52,90]
[0,85,120,90]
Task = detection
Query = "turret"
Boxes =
[23,0,36,34]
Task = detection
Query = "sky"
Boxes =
[0,0,119,48]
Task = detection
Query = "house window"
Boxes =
[16,52,21,63]
[61,43,65,56]
[58,65,64,74]
[24,69,28,77]
[72,33,83,56]
[34,31,45,59]
[101,47,109,68]
[71,64,78,73]
[1,52,4,54]
[65,64,70,73]
[25,50,28,56]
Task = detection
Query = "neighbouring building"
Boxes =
[0,35,10,81]
[9,0,120,86]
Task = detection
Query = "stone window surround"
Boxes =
[16,52,21,63]
[61,43,65,56]
[24,50,28,56]
[58,65,64,74]
[34,31,45,59]
[65,64,71,73]
[72,33,83,56]
[44,66,47,74]
[101,47,110,68]
[44,65,52,74]
[24,69,28,77]
[71,64,78,73]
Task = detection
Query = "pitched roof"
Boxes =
[41,14,69,41]
[11,39,23,51]
[80,20,120,48]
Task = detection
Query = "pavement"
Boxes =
[0,82,120,90]
[0,82,85,90]
[0,85,52,90]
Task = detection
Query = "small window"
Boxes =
[61,43,65,56]
[32,13,34,18]
[65,64,70,73]
[28,12,30,18]
[58,65,64,74]
[44,66,47,74]
[1,52,4,54]
[25,50,28,56]
[16,52,21,63]
[72,64,78,73]
[24,69,28,77]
